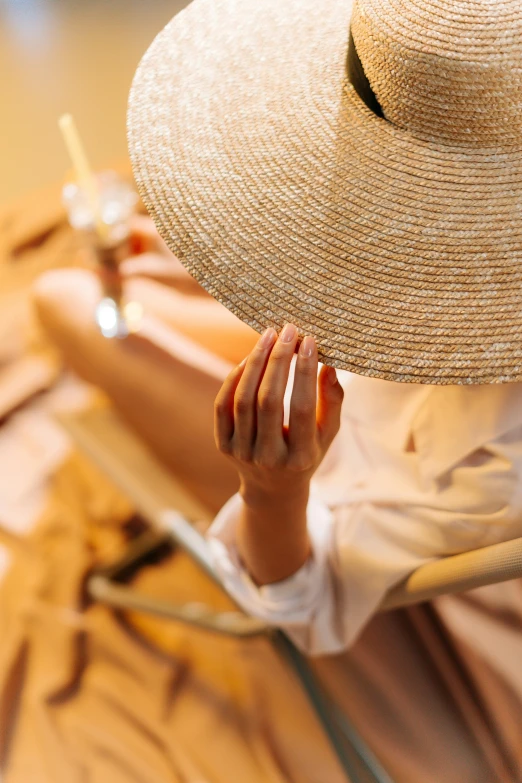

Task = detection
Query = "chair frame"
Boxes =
[58,406,522,783]
[88,525,394,783]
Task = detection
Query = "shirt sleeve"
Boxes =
[207,427,522,656]
[207,492,435,655]
[207,491,342,654]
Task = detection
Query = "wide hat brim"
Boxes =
[128,0,522,384]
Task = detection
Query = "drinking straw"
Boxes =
[58,113,109,242]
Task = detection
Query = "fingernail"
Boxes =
[300,335,315,358]
[280,323,297,343]
[259,327,276,348]
[327,366,338,384]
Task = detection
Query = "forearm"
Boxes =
[237,485,311,585]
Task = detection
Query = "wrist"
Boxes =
[237,481,311,585]
[239,478,310,516]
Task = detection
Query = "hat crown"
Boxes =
[351,0,522,148]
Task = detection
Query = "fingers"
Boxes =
[255,324,299,457]
[214,359,247,452]
[233,327,277,459]
[216,326,340,468]
[288,336,318,461]
[317,364,344,450]
[128,215,162,254]
[128,214,172,257]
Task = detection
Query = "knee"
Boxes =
[33,268,101,340]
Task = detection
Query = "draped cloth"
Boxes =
[2,469,522,783]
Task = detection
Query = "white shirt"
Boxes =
[207,372,522,655]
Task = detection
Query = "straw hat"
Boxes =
[128,0,522,385]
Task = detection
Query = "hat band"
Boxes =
[347,30,384,119]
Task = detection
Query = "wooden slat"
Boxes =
[57,405,212,526]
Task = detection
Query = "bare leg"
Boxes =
[122,275,259,365]
[33,269,240,514]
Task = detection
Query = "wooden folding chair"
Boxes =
[57,405,522,783]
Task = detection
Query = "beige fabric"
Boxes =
[0,455,347,783]
[2,461,518,783]
[128,0,522,384]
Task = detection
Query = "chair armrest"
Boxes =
[381,535,522,610]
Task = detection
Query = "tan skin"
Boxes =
[215,324,344,585]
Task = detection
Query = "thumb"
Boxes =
[317,365,344,450]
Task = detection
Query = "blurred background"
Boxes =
[0,0,188,204]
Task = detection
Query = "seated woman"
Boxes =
[34,215,522,780]
[34,219,522,653]
[33,0,522,777]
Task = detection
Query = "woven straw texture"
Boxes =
[128,0,522,384]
